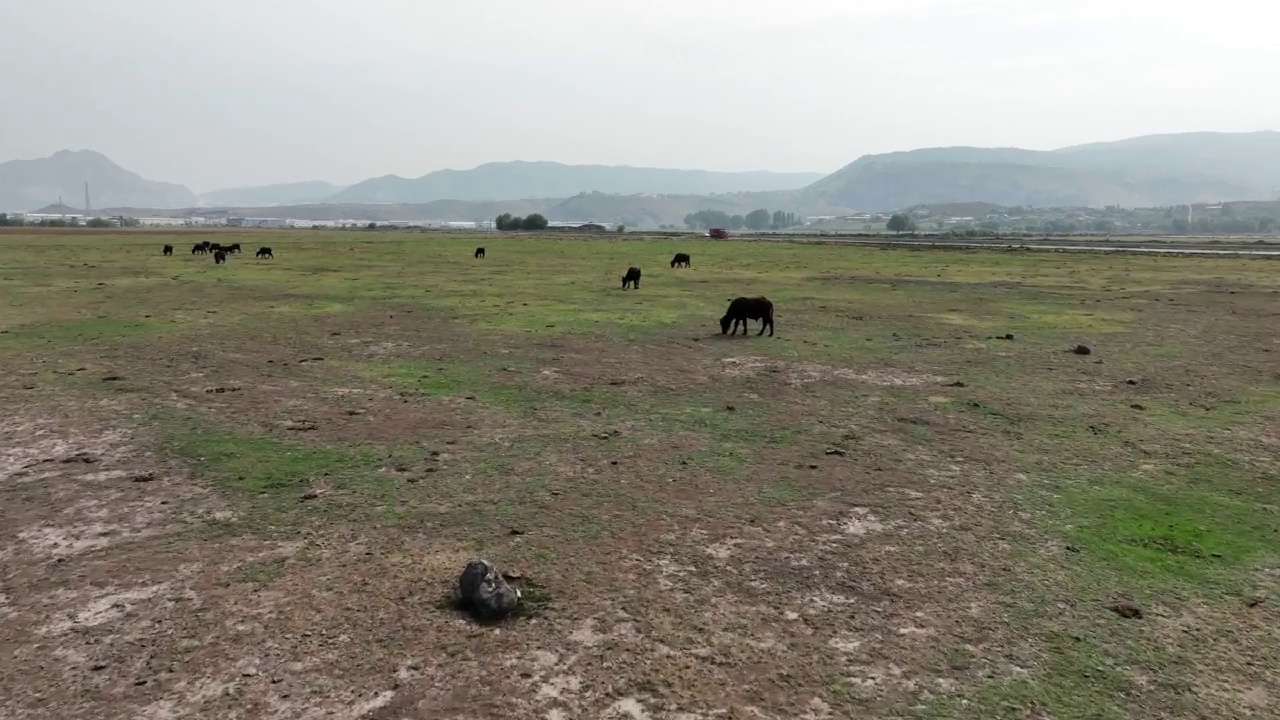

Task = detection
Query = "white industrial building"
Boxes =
[226,217,287,228]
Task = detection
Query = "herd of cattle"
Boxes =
[159,241,773,337]
[613,252,773,337]
[161,240,273,264]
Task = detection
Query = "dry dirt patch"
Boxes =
[720,356,947,388]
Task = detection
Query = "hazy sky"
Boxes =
[3,0,1277,192]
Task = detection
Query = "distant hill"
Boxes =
[329,161,825,204]
[104,198,560,223]
[197,181,346,208]
[544,191,786,228]
[802,131,1280,211]
[1052,131,1280,187]
[802,161,1151,209]
[0,150,195,211]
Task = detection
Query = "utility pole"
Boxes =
[85,182,91,212]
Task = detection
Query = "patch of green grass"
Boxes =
[233,558,286,587]
[375,360,489,397]
[682,444,755,472]
[1138,388,1280,433]
[366,359,604,417]
[759,478,815,506]
[162,428,391,529]
[945,646,975,671]
[956,398,1018,424]
[518,583,553,611]
[0,316,169,348]
[1059,476,1278,592]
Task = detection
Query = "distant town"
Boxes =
[1,210,623,232]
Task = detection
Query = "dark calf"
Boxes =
[162,244,173,256]
[225,243,242,254]
[191,243,206,255]
[213,250,227,264]
[209,243,223,252]
[621,266,641,290]
[720,296,774,337]
[475,247,485,259]
[670,252,690,268]
[255,246,274,259]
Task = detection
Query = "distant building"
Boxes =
[227,217,287,228]
[23,212,85,222]
[544,222,608,233]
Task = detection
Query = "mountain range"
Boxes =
[0,153,823,212]
[326,161,824,204]
[801,132,1280,210]
[3,132,1279,224]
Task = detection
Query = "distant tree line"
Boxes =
[684,208,802,231]
[495,213,549,231]
[1168,216,1276,235]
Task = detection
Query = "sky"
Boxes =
[2,0,1278,192]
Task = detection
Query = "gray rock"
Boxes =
[458,559,520,619]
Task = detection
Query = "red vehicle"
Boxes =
[707,228,730,239]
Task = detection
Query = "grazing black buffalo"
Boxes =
[475,247,485,259]
[209,242,223,252]
[670,252,690,268]
[191,243,207,255]
[256,246,274,259]
[201,240,212,251]
[621,266,641,290]
[213,250,227,264]
[225,243,242,254]
[720,296,774,337]
[162,244,173,256]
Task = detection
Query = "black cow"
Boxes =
[621,266,641,290]
[201,240,212,251]
[720,296,774,337]
[475,247,485,259]
[162,244,173,256]
[225,243,242,254]
[213,250,227,264]
[256,246,274,259]
[209,242,222,252]
[670,253,690,268]
[191,243,206,255]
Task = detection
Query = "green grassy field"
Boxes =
[1,229,1277,719]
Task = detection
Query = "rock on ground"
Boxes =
[458,559,520,619]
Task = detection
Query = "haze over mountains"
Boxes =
[802,132,1280,210]
[3,132,1279,226]
[0,150,195,211]
[326,162,824,204]
[0,153,823,212]
[195,181,347,208]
